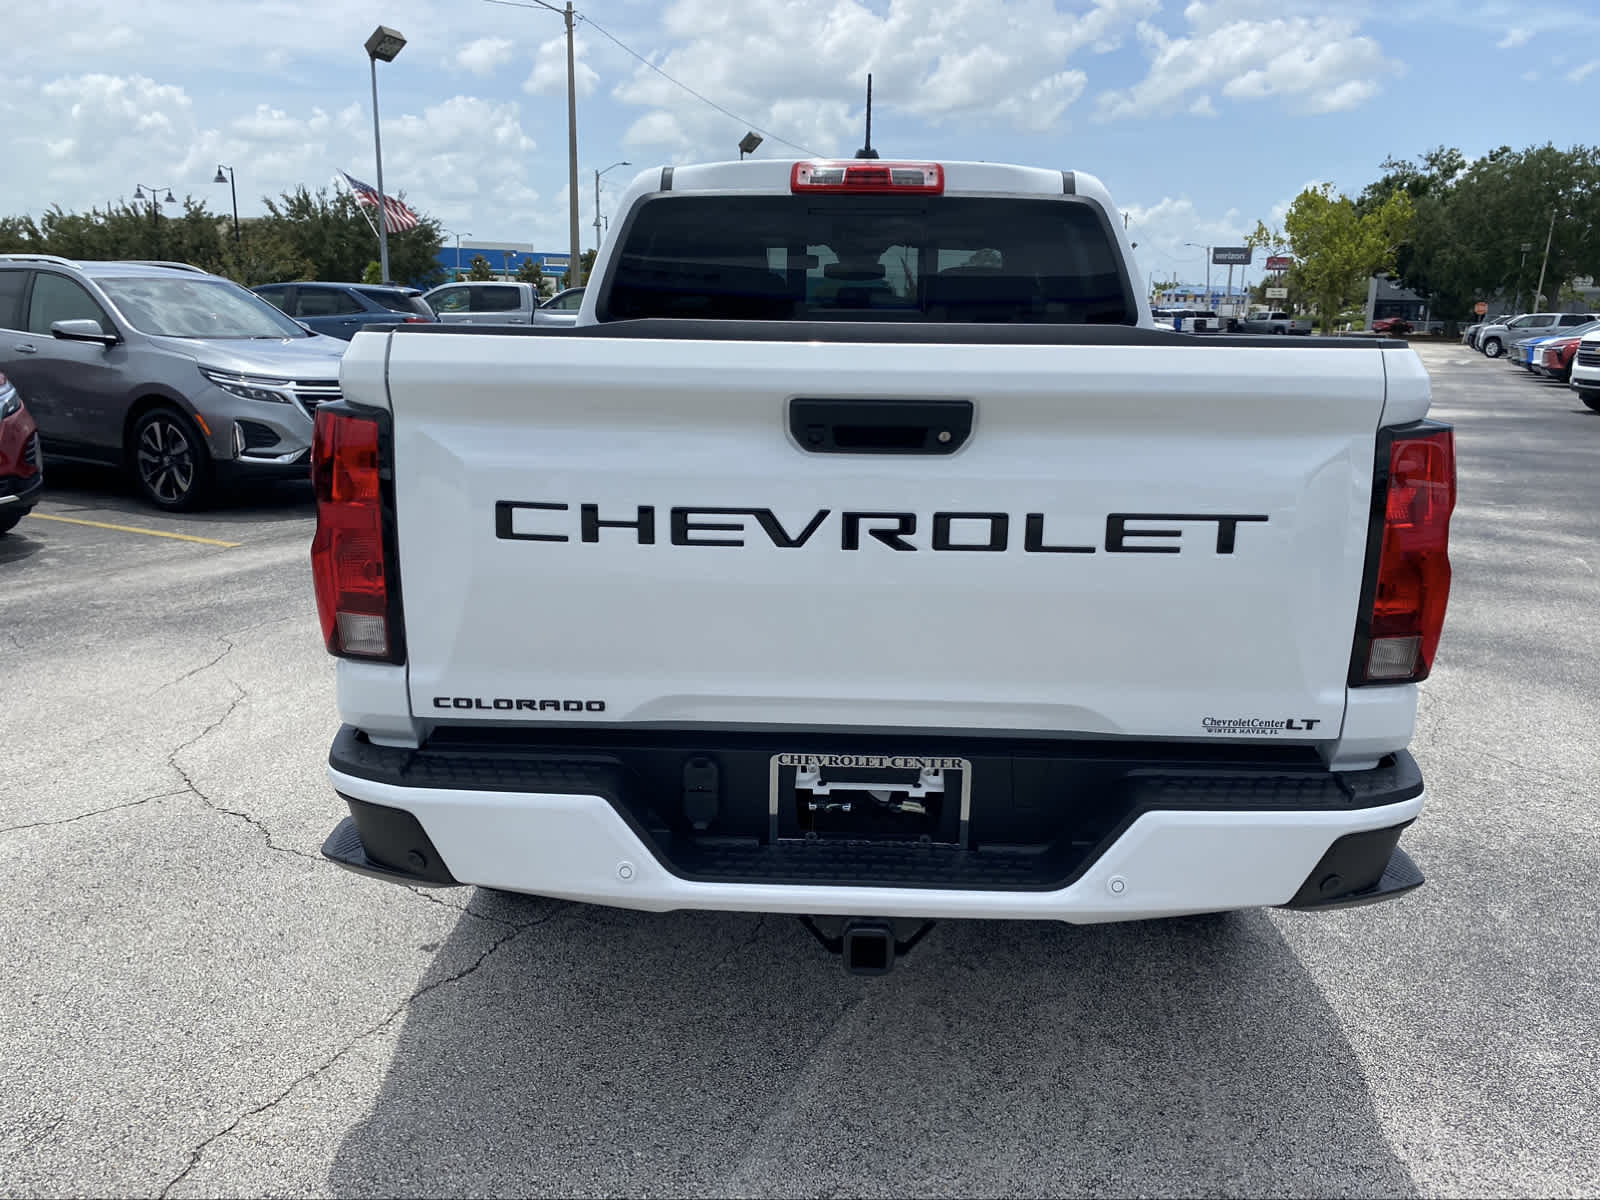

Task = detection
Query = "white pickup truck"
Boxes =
[312,158,1455,973]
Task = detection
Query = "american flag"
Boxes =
[341,171,420,231]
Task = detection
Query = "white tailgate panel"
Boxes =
[387,336,1389,742]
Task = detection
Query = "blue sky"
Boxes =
[6,0,1597,289]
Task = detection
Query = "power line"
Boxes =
[482,0,566,13]
[480,0,820,157]
[578,13,819,156]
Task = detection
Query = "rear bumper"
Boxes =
[323,727,1427,922]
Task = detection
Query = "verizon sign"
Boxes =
[1212,246,1252,266]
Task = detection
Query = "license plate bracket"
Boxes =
[768,753,972,847]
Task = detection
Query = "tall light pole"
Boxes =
[1514,241,1533,313]
[133,184,177,257]
[446,230,470,279]
[593,161,630,251]
[365,25,407,284]
[212,165,239,246]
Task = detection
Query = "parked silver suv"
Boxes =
[0,255,347,509]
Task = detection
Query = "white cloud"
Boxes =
[609,0,1159,160]
[1569,59,1599,82]
[525,33,600,98]
[1188,94,1216,116]
[1497,28,1532,48]
[1122,195,1249,285]
[1096,2,1398,119]
[0,71,551,244]
[454,36,515,77]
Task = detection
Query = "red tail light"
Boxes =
[791,161,944,194]
[311,409,402,661]
[403,315,432,324]
[1356,426,1455,683]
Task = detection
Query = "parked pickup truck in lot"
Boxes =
[313,158,1454,972]
[1240,309,1312,335]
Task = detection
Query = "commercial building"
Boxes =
[435,242,571,287]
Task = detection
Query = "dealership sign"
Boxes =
[1265,287,1288,299]
[1265,255,1293,271]
[1212,246,1252,266]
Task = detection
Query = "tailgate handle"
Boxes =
[789,398,973,455]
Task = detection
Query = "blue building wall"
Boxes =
[436,245,571,281]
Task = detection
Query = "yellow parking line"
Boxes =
[26,512,241,548]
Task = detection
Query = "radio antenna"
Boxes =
[855,74,879,159]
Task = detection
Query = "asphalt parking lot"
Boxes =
[2,340,1598,1198]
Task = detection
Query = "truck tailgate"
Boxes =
[380,332,1391,743]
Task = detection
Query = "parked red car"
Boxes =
[1536,337,1584,384]
[0,371,43,536]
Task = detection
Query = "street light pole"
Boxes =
[213,165,239,246]
[592,161,630,252]
[134,183,176,257]
[1534,206,1559,312]
[369,57,390,283]
[365,26,408,285]
[446,230,470,279]
[1514,242,1532,313]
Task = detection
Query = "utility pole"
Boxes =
[565,1,581,286]
[512,0,583,286]
[1514,242,1532,313]
[1534,206,1558,312]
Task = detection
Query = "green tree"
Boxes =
[1279,184,1414,334]
[362,261,384,284]
[0,215,38,254]
[515,257,544,288]
[467,254,495,281]
[569,248,598,288]
[1356,143,1600,320]
[257,186,444,286]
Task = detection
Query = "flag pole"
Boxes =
[337,172,384,250]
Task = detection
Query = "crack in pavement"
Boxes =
[151,637,235,696]
[0,789,193,837]
[407,885,572,932]
[163,683,321,864]
[157,907,568,1198]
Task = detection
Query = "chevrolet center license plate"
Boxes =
[768,753,972,846]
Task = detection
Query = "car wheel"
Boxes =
[129,407,213,511]
[0,510,23,536]
[1581,391,1600,413]
[1483,338,1503,358]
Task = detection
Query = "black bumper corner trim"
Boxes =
[321,801,461,888]
[1283,823,1422,910]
